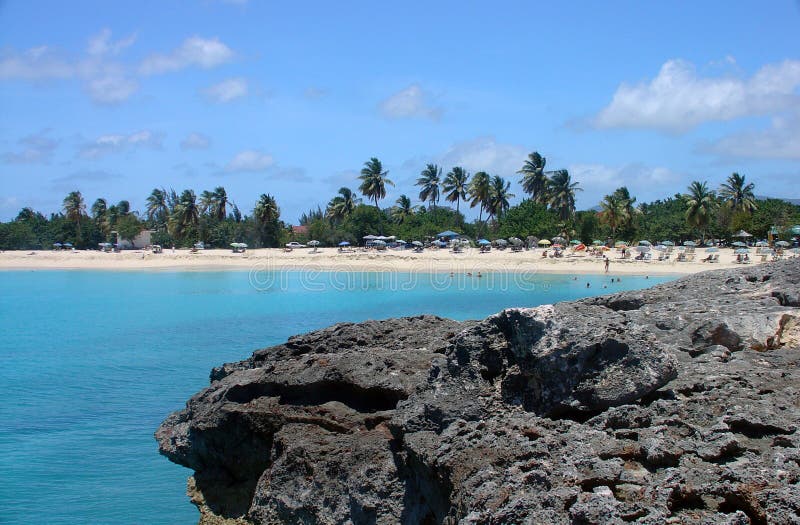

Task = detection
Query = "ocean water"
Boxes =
[0,269,674,524]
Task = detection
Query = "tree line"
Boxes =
[1,153,798,250]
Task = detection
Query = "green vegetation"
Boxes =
[1,155,798,250]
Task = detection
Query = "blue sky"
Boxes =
[1,0,799,222]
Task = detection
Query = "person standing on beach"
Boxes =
[604,257,610,273]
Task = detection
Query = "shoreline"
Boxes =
[0,247,770,276]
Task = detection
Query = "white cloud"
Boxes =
[225,150,274,172]
[139,36,234,75]
[79,130,163,159]
[3,130,58,164]
[568,163,684,206]
[379,84,442,120]
[702,113,800,160]
[86,74,138,104]
[0,46,76,80]
[435,136,528,176]
[180,132,212,150]
[87,29,136,57]
[594,58,800,132]
[204,77,248,102]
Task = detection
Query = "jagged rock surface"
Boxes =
[157,260,800,524]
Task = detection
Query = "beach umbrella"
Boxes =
[791,226,800,235]
[411,241,423,247]
[477,239,491,245]
[570,239,581,245]
[53,242,62,247]
[683,241,696,247]
[363,235,377,240]
[537,239,551,246]
[755,240,768,247]
[734,230,752,238]
[437,230,459,238]
[653,245,666,251]
[308,240,320,246]
[496,239,509,246]
[338,241,350,246]
[735,248,750,254]
[509,237,523,245]
[373,239,386,245]
[705,247,719,252]
[592,240,604,246]
[396,240,406,244]
[638,240,652,246]
[63,242,73,248]
[636,245,650,253]
[732,241,747,247]
[551,236,566,244]
[660,241,674,246]
[775,240,790,247]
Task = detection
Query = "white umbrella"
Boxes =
[308,240,320,246]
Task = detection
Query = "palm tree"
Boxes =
[468,171,491,224]
[212,186,229,221]
[326,187,361,222]
[199,190,216,216]
[683,181,717,242]
[443,166,469,212]
[392,194,415,223]
[63,191,86,224]
[169,190,200,239]
[254,194,280,225]
[547,170,581,222]
[611,187,638,235]
[487,175,514,221]
[91,198,107,219]
[599,193,624,240]
[146,188,170,226]
[518,152,552,204]
[719,173,757,214]
[416,163,441,210]
[359,157,393,209]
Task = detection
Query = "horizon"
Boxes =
[2,1,800,223]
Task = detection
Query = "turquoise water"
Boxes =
[0,270,673,524]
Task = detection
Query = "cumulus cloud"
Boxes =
[86,74,138,104]
[203,77,248,102]
[594,58,800,132]
[0,45,77,80]
[379,84,442,120]
[79,130,163,159]
[3,130,58,164]
[180,132,212,150]
[139,36,234,75]
[435,136,528,176]
[702,113,800,160]
[225,150,274,172]
[568,163,684,206]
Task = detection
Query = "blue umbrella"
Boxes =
[735,248,750,254]
[63,242,73,247]
[660,241,675,246]
[477,239,491,245]
[338,241,350,246]
[437,230,459,238]
[683,241,696,247]
[53,242,62,247]
[638,240,652,246]
[732,241,747,247]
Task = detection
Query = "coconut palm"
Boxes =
[518,151,552,204]
[611,186,639,234]
[63,191,86,225]
[443,166,469,212]
[212,187,229,221]
[199,190,216,216]
[254,193,280,225]
[359,157,394,209]
[468,171,491,223]
[487,175,515,221]
[326,187,361,222]
[719,173,757,214]
[91,198,111,237]
[169,190,200,239]
[392,194,416,224]
[146,188,170,226]
[416,163,441,210]
[683,181,717,242]
[599,193,624,239]
[547,170,581,222]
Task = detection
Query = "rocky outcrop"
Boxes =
[157,260,800,524]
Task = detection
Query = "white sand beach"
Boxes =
[0,247,779,275]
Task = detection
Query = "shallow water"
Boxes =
[0,270,673,524]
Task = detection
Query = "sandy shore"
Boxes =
[0,247,776,275]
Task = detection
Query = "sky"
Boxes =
[1,0,799,222]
